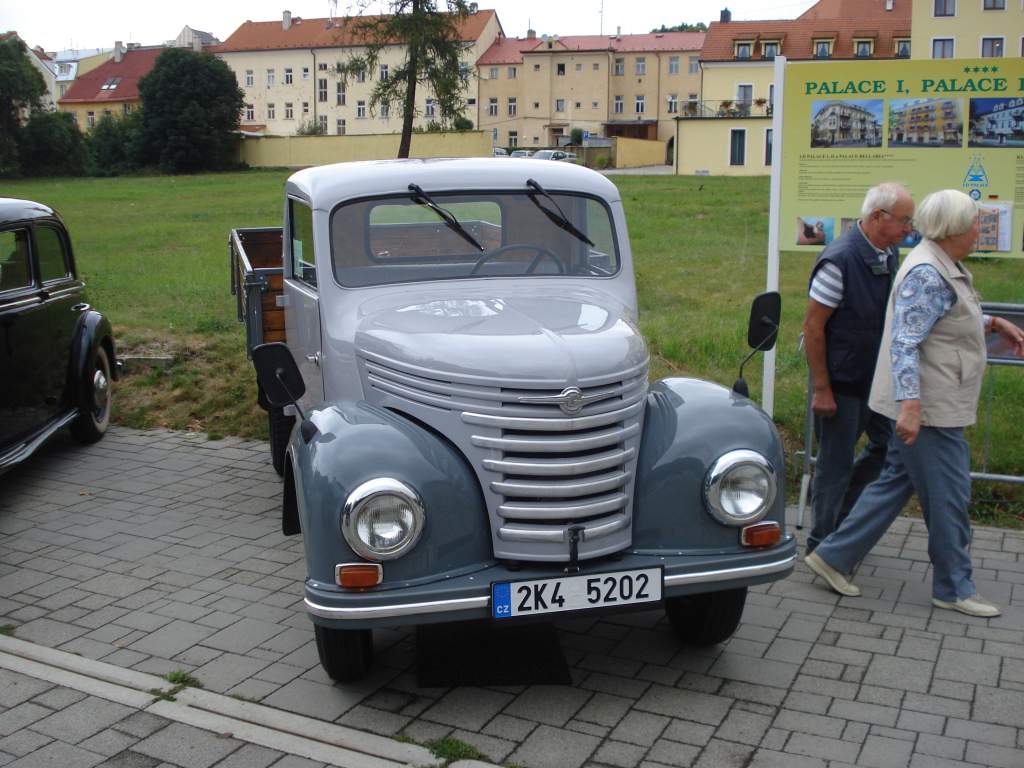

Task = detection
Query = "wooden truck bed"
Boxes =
[230,227,285,355]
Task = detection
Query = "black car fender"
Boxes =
[69,309,118,410]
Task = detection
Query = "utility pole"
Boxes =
[599,0,604,35]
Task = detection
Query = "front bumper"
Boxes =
[305,536,796,628]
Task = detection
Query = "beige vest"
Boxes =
[869,239,986,427]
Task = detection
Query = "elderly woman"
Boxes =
[805,189,1024,617]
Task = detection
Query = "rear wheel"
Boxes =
[665,587,747,646]
[268,407,294,476]
[314,625,373,682]
[71,346,112,444]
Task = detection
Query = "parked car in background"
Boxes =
[0,198,119,474]
[492,147,508,156]
[533,149,576,162]
[510,149,534,158]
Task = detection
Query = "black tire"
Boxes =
[268,407,294,477]
[314,625,373,682]
[71,345,112,445]
[665,587,747,646]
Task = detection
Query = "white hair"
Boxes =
[861,182,908,217]
[914,189,977,241]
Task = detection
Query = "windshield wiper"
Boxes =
[407,183,484,252]
[526,178,595,247]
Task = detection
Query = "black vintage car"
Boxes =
[0,198,119,473]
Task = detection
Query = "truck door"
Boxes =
[283,198,325,408]
[0,226,43,444]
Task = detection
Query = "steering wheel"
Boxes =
[469,243,564,276]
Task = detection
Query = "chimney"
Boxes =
[616,25,621,36]
[720,8,732,23]
[468,2,478,12]
[114,40,123,63]
[526,28,536,39]
[192,37,202,52]
[283,10,292,31]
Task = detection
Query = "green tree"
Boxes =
[0,35,46,176]
[652,22,708,32]
[334,0,474,158]
[87,110,144,176]
[18,111,86,176]
[138,48,243,173]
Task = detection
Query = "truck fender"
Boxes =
[632,378,786,551]
[70,309,118,412]
[288,401,492,586]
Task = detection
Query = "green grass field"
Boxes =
[7,170,1024,524]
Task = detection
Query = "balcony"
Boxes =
[676,99,773,119]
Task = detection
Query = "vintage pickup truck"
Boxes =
[231,158,795,682]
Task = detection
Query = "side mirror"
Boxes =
[252,342,306,407]
[747,291,781,351]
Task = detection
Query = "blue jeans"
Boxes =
[815,425,975,602]
[808,390,891,553]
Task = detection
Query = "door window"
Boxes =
[0,229,32,291]
[290,200,317,287]
[34,226,70,283]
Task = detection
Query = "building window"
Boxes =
[337,81,345,105]
[245,104,254,121]
[896,39,911,57]
[337,118,346,135]
[87,111,95,128]
[932,38,954,58]
[762,41,779,59]
[492,128,498,142]
[855,40,872,57]
[267,103,275,120]
[266,69,275,86]
[737,84,752,108]
[635,95,645,113]
[533,136,540,144]
[933,0,955,15]
[666,94,678,114]
[356,69,366,83]
[318,62,328,71]
[557,63,566,76]
[592,100,599,108]
[668,56,679,74]
[285,103,294,119]
[765,128,773,166]
[614,95,623,114]
[635,57,646,75]
[380,103,389,119]
[614,58,624,75]
[379,64,388,80]
[122,103,132,115]
[982,37,1004,57]
[318,78,327,102]
[508,97,517,117]
[285,68,293,84]
[318,114,327,132]
[357,100,366,118]
[302,102,309,115]
[555,98,565,112]
[508,66,517,78]
[245,69,253,87]
[509,130,518,147]
[425,98,436,117]
[593,62,599,70]
[533,63,541,71]
[467,97,476,107]
[735,42,752,59]
[488,97,498,116]
[814,41,831,58]
[730,128,746,166]
[688,56,699,74]
[575,101,581,108]
[984,0,1005,8]
[488,66,498,79]
[302,67,309,80]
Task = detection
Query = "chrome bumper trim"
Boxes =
[304,553,796,621]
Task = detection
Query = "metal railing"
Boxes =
[675,99,774,119]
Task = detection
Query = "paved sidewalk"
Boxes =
[1,427,1023,768]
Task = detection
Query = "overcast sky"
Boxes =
[6,0,819,54]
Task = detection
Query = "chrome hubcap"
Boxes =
[92,369,109,410]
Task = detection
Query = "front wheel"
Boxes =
[268,407,294,476]
[665,587,747,646]
[314,625,373,682]
[71,345,112,444]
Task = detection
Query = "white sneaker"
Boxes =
[805,552,861,597]
[931,595,1001,618]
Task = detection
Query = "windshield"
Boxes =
[330,190,619,287]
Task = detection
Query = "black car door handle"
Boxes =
[72,303,90,312]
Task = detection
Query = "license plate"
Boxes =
[491,567,662,619]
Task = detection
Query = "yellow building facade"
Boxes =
[911,0,1024,59]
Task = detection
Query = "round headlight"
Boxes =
[703,450,776,526]
[342,478,425,561]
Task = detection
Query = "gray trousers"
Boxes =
[814,424,975,603]
[808,390,891,553]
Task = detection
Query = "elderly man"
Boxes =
[803,182,915,554]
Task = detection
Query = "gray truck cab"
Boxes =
[233,158,795,682]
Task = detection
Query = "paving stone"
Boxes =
[747,750,826,768]
[862,656,933,694]
[94,751,162,768]
[0,703,52,737]
[691,738,754,768]
[5,741,104,767]
[707,652,798,690]
[0,671,50,709]
[591,740,646,768]
[507,725,600,768]
[131,722,241,768]
[858,734,914,768]
[503,686,591,728]
[111,713,171,740]
[449,729,516,764]
[421,687,514,731]
[635,686,732,726]
[916,734,964,761]
[482,714,536,742]
[772,710,844,739]
[608,711,669,747]
[12,617,89,647]
[964,741,1024,768]
[828,699,899,728]
[643,739,701,767]
[715,709,771,746]
[200,619,283,654]
[934,648,1000,687]
[785,733,861,763]
[973,685,1024,728]
[77,729,138,759]
[208,744,282,768]
[0,728,51,758]
[127,620,216,659]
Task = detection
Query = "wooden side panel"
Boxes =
[239,229,284,269]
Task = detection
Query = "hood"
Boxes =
[354,289,647,386]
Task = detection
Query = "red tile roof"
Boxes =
[58,47,162,104]
[701,0,910,63]
[213,9,499,53]
[478,31,704,65]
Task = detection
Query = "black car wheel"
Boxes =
[314,625,373,682]
[268,406,294,477]
[71,345,112,444]
[665,587,747,646]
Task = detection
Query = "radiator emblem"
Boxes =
[517,386,600,415]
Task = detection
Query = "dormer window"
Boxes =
[814,40,832,59]
[854,40,873,57]
[895,39,911,57]
[762,41,779,59]
[100,76,122,91]
[734,41,752,59]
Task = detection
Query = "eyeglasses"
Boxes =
[880,209,914,227]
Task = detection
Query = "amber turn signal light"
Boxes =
[336,563,383,588]
[741,521,781,548]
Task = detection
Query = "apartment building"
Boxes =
[213,9,502,136]
[477,30,703,148]
[2,33,58,110]
[58,43,160,130]
[888,97,962,146]
[53,48,112,100]
[912,0,1024,59]
[678,0,911,175]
